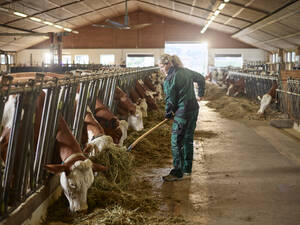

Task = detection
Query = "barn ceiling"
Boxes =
[0,0,299,52]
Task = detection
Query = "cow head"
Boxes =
[86,135,114,156]
[257,93,272,114]
[45,158,106,212]
[118,120,129,146]
[128,106,144,131]
[136,98,148,117]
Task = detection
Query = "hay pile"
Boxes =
[204,82,283,120]
[45,100,178,225]
[124,101,172,167]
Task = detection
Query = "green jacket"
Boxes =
[163,66,205,118]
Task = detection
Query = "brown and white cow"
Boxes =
[226,77,246,97]
[94,99,123,144]
[114,86,144,131]
[257,82,278,114]
[45,116,106,212]
[0,74,106,213]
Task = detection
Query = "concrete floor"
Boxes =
[145,101,300,225]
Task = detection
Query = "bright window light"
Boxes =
[62,55,72,65]
[126,54,154,67]
[100,54,115,65]
[224,0,230,2]
[30,17,41,22]
[13,11,27,17]
[214,54,243,68]
[75,55,89,64]
[218,3,226,10]
[165,42,208,75]
[44,53,52,65]
[210,16,216,21]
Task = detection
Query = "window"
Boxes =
[8,55,13,64]
[43,53,58,65]
[214,54,243,68]
[75,55,89,64]
[100,54,115,65]
[165,42,208,75]
[0,55,6,64]
[292,52,296,62]
[126,54,154,67]
[62,55,72,65]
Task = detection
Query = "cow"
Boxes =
[82,107,115,156]
[136,98,148,118]
[114,86,144,131]
[94,99,123,144]
[0,74,107,213]
[226,77,246,97]
[257,82,278,114]
[44,116,107,212]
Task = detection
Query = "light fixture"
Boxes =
[43,21,53,25]
[13,11,27,17]
[224,0,230,2]
[64,28,72,32]
[30,17,41,22]
[54,24,63,29]
[218,3,226,10]
[214,10,220,16]
[72,30,79,34]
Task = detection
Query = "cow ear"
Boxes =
[92,163,107,172]
[44,164,68,174]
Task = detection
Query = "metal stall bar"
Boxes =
[14,80,39,202]
[39,80,61,181]
[73,79,89,143]
[108,75,118,112]
[2,91,25,212]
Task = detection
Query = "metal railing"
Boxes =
[0,66,158,221]
[228,71,278,100]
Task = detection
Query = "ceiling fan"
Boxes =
[92,0,151,30]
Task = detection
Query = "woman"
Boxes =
[159,54,205,182]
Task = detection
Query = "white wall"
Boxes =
[209,48,268,67]
[16,48,165,66]
[16,47,268,68]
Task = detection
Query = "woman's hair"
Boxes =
[159,54,184,68]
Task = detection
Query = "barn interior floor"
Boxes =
[142,101,300,225]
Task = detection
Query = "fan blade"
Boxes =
[105,19,129,29]
[92,24,117,29]
[129,23,152,30]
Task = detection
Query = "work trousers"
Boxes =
[170,109,199,177]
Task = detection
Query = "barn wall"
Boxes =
[29,11,254,50]
[16,48,268,68]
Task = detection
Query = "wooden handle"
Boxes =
[127,118,169,152]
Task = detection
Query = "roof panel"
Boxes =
[194,0,215,10]
[286,35,300,45]
[238,8,266,21]
[250,0,292,13]
[8,19,42,30]
[263,22,298,36]
[63,2,93,15]
[247,30,276,42]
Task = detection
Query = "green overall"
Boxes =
[163,66,205,177]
